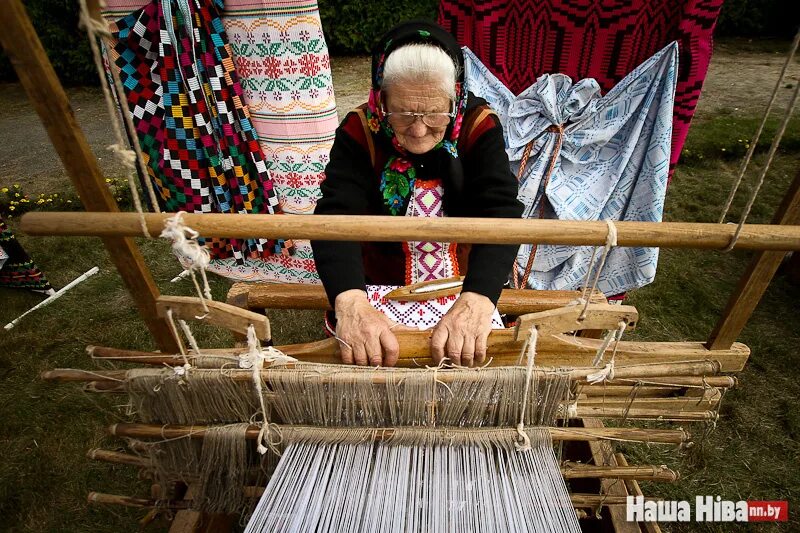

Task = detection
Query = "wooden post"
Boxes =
[0,0,178,352]
[583,418,640,532]
[707,169,800,350]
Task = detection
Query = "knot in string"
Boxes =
[244,325,290,455]
[578,219,618,320]
[586,361,615,384]
[161,213,213,310]
[107,143,138,170]
[566,402,578,419]
[160,212,210,272]
[586,320,626,384]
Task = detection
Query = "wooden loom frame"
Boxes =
[2,0,800,531]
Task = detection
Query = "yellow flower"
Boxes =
[1,187,7,193]
[8,205,14,211]
[105,178,112,183]
[14,193,20,198]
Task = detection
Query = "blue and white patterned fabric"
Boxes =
[465,43,677,295]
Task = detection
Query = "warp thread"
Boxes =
[515,325,538,451]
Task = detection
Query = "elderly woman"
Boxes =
[311,21,522,368]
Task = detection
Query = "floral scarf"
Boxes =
[364,21,468,215]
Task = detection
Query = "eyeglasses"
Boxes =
[382,104,455,129]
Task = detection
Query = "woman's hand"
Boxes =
[334,289,400,367]
[430,291,495,367]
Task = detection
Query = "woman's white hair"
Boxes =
[381,43,458,101]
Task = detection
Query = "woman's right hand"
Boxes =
[334,289,400,367]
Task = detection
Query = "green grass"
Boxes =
[618,113,800,532]
[1,106,799,531]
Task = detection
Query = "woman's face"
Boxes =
[384,81,452,154]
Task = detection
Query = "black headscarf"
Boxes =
[364,20,469,216]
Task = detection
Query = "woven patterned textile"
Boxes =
[438,0,723,178]
[106,0,291,264]
[220,0,337,283]
[366,285,504,330]
[0,218,54,294]
[403,180,459,285]
[103,0,336,283]
[465,44,676,295]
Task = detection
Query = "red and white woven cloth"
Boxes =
[365,285,504,331]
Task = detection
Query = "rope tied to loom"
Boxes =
[160,212,213,315]
[163,308,192,381]
[586,320,627,384]
[515,325,538,452]
[244,325,296,455]
[568,219,618,318]
[77,0,161,242]
[718,28,800,234]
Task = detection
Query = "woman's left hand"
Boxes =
[430,291,495,367]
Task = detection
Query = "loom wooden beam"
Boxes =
[87,448,150,469]
[275,332,751,371]
[84,347,740,390]
[575,396,720,411]
[707,168,800,349]
[572,406,716,421]
[0,2,179,353]
[19,212,800,251]
[85,446,679,483]
[88,492,166,509]
[234,282,608,315]
[87,489,654,511]
[42,359,722,384]
[561,462,678,482]
[81,381,731,399]
[582,376,736,388]
[108,423,691,445]
[82,336,750,372]
[156,296,270,340]
[247,487,660,508]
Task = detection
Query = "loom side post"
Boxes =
[0,0,179,353]
[707,167,800,349]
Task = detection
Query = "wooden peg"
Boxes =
[156,296,270,340]
[384,276,465,301]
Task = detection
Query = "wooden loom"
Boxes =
[3,0,800,530]
[26,211,799,533]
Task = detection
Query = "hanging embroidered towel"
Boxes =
[465,43,677,295]
[108,0,291,263]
